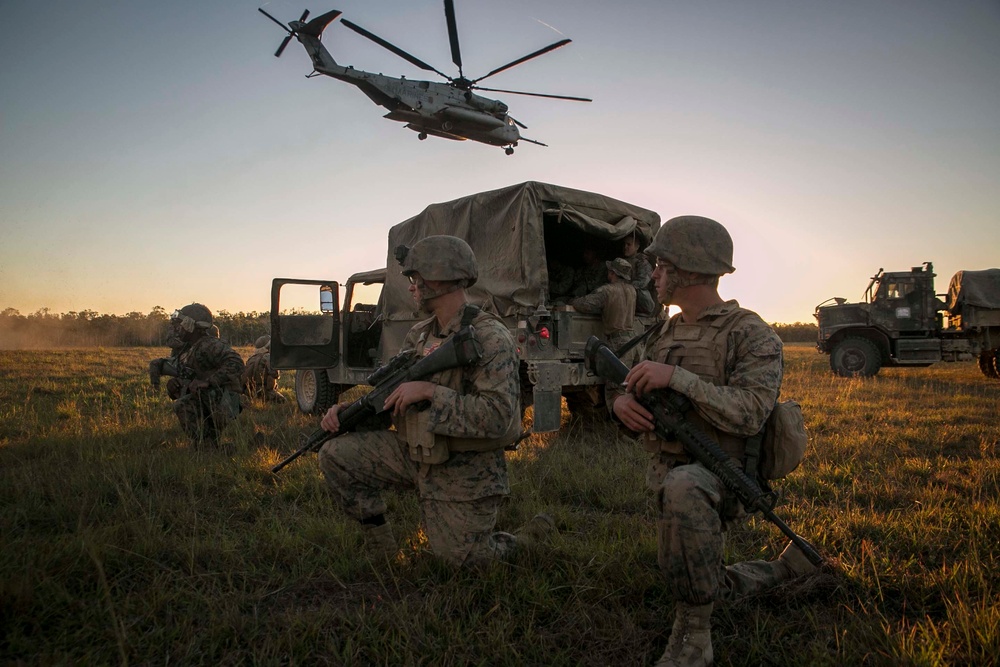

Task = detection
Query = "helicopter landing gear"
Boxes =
[505,146,514,155]
[418,132,427,140]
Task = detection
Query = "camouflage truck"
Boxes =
[815,262,1000,379]
[270,181,661,432]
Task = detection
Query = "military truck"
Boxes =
[814,262,1000,379]
[269,181,661,432]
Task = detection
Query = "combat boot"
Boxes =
[655,601,713,667]
[778,541,819,579]
[515,513,557,549]
[363,522,398,560]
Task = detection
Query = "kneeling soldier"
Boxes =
[318,235,553,566]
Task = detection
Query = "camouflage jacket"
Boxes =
[572,263,609,297]
[571,281,637,335]
[178,334,245,393]
[401,306,520,441]
[609,300,782,438]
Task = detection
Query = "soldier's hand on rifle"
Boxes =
[321,404,342,433]
[625,360,675,396]
[384,381,436,417]
[187,379,210,394]
[613,394,656,433]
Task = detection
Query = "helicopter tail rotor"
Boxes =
[259,8,343,58]
[259,8,310,57]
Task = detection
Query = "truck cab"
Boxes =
[815,263,945,376]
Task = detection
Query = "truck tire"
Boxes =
[294,369,341,415]
[978,351,1000,379]
[831,337,882,377]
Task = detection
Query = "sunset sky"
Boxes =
[1,0,998,324]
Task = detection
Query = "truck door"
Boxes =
[874,277,923,332]
[269,278,341,370]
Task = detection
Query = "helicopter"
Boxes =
[258,2,591,155]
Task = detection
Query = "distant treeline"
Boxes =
[0,307,271,349]
[769,321,820,343]
[0,307,820,348]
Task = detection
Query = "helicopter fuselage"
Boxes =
[316,64,521,146]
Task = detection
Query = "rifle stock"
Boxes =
[271,325,482,474]
[584,336,824,567]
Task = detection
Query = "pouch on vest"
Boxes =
[405,410,450,465]
[747,400,808,480]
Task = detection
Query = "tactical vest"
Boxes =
[641,307,754,461]
[398,304,520,463]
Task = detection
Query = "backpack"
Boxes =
[746,400,808,481]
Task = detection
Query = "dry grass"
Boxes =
[1,345,998,665]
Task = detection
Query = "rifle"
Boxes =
[584,336,824,567]
[271,324,483,474]
[149,351,196,389]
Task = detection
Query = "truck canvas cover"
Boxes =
[947,269,1000,311]
[382,181,660,330]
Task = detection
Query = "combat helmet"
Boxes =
[254,335,271,350]
[171,303,214,333]
[395,235,478,287]
[645,216,735,275]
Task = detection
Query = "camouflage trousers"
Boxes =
[172,388,241,447]
[318,429,516,567]
[649,458,793,605]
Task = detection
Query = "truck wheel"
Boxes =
[831,337,882,377]
[294,369,341,415]
[978,351,1000,379]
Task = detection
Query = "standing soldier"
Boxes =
[571,258,640,366]
[622,231,657,315]
[148,304,245,448]
[609,217,817,666]
[318,235,553,566]
[243,335,286,403]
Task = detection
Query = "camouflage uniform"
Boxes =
[609,300,788,605]
[627,253,657,315]
[243,340,285,403]
[171,335,245,447]
[318,305,522,566]
[547,259,576,304]
[572,262,610,298]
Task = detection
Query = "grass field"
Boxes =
[1,345,998,666]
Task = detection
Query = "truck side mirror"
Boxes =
[320,285,335,313]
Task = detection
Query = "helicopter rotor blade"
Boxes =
[471,39,572,84]
[509,116,528,130]
[340,19,452,80]
[474,86,592,102]
[298,9,310,22]
[258,8,292,33]
[274,34,294,58]
[443,0,463,75]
